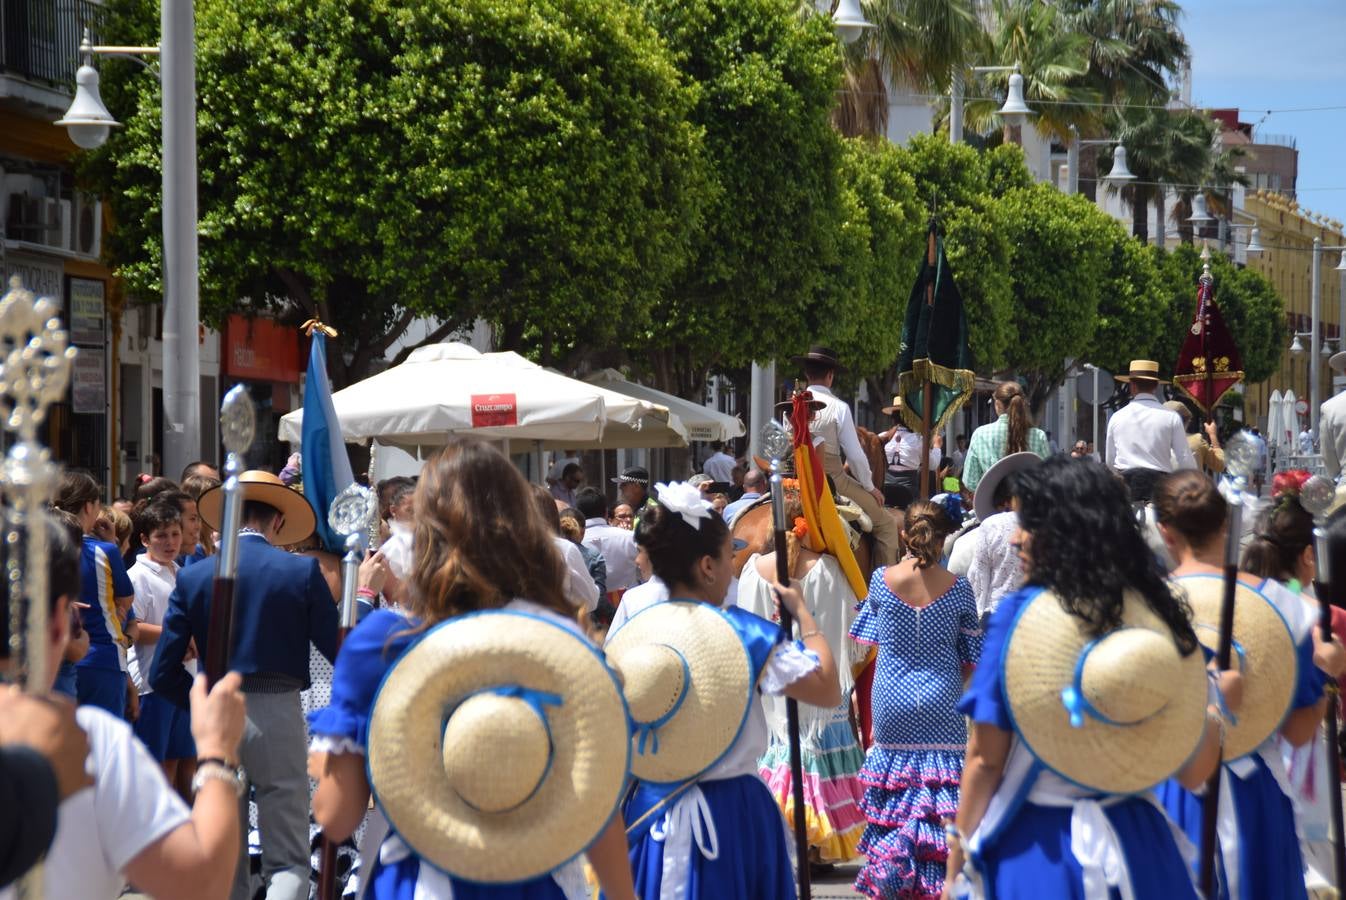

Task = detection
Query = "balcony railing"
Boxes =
[1,0,102,89]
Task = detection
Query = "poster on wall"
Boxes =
[69,278,106,346]
[72,348,105,415]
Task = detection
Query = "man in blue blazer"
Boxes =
[151,470,337,900]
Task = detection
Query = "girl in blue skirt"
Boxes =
[604,481,843,899]
[943,458,1240,900]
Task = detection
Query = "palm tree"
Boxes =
[1104,106,1216,246]
[1062,0,1189,105]
[960,0,1099,145]
[835,0,983,139]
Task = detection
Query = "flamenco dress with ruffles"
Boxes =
[615,604,823,899]
[1154,578,1325,900]
[307,603,590,900]
[956,586,1200,900]
[849,567,982,900]
[738,554,868,862]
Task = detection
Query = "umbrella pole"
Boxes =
[769,457,811,899]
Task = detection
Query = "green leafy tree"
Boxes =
[814,138,924,379]
[1083,237,1167,373]
[1156,246,1285,385]
[624,0,844,398]
[85,0,705,385]
[997,183,1118,409]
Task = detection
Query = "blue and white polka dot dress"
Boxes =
[849,568,981,900]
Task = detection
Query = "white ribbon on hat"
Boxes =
[655,481,714,530]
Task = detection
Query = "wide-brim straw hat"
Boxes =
[789,345,845,372]
[1004,588,1208,794]
[973,452,1041,522]
[880,395,904,416]
[604,600,753,784]
[198,469,317,546]
[367,610,629,884]
[1172,574,1296,761]
[1331,350,1346,374]
[1114,359,1169,384]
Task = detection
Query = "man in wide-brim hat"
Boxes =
[150,470,339,900]
[792,345,901,564]
[1105,360,1196,502]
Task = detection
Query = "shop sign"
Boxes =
[69,278,106,345]
[223,315,302,382]
[4,253,63,302]
[471,393,518,427]
[72,347,105,414]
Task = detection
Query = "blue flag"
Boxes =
[301,332,354,553]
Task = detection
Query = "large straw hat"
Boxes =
[1173,574,1296,761]
[604,601,754,784]
[1114,359,1169,384]
[1330,350,1346,374]
[973,451,1041,522]
[367,610,629,884]
[198,470,317,546]
[880,395,905,416]
[1004,589,1209,794]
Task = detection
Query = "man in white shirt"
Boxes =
[1104,359,1195,502]
[575,487,641,597]
[1320,351,1346,480]
[793,345,900,564]
[702,442,737,486]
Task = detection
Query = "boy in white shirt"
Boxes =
[128,501,196,787]
[0,511,245,900]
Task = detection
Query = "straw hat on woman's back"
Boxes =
[1003,589,1209,794]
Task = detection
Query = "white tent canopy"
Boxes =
[582,369,745,444]
[278,343,688,452]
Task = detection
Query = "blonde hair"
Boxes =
[410,440,572,624]
[96,505,133,547]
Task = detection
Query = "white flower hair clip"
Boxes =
[654,481,714,530]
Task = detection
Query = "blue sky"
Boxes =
[1181,0,1346,224]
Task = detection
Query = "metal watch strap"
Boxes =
[192,759,246,797]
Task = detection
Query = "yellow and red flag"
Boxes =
[789,392,866,599]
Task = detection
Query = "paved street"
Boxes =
[813,862,865,898]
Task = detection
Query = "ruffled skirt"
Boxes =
[759,704,867,862]
[369,855,567,899]
[854,747,962,900]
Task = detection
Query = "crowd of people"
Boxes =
[3,349,1346,900]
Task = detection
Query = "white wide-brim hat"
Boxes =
[1172,574,1296,761]
[973,452,1042,522]
[1004,589,1209,794]
[604,600,753,784]
[367,610,629,884]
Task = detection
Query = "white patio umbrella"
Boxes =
[1266,389,1284,454]
[1281,389,1299,450]
[278,343,688,452]
[582,369,745,444]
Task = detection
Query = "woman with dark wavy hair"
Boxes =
[941,458,1237,900]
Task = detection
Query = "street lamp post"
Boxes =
[950,64,1034,145]
[56,7,201,482]
[1064,126,1136,195]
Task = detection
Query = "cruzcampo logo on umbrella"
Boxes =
[895,221,976,434]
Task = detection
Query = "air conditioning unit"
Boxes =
[70,193,102,258]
